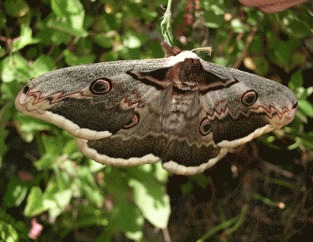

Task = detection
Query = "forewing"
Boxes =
[15,57,188,140]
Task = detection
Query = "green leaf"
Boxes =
[105,168,143,236]
[296,135,313,150]
[92,14,121,33]
[283,14,311,38]
[1,82,22,100]
[23,173,73,220]
[126,165,170,229]
[4,176,29,207]
[0,128,9,164]
[64,49,96,66]
[122,32,142,49]
[202,1,225,28]
[41,132,73,157]
[289,69,303,90]
[230,19,247,33]
[87,159,105,173]
[51,0,82,18]
[24,187,47,217]
[4,0,30,17]
[31,55,55,77]
[54,189,72,209]
[94,34,115,49]
[129,179,170,229]
[75,167,103,208]
[116,201,143,240]
[34,136,77,170]
[149,163,168,183]
[75,205,108,228]
[50,0,87,37]
[36,26,71,45]
[12,25,39,52]
[0,103,14,162]
[15,114,52,142]
[0,209,28,241]
[44,182,72,220]
[249,35,264,54]
[298,100,313,118]
[268,37,301,72]
[1,54,31,83]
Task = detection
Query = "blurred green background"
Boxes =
[0,0,312,241]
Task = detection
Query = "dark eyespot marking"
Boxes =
[23,84,30,94]
[123,113,140,129]
[199,118,212,136]
[90,78,112,95]
[241,90,258,106]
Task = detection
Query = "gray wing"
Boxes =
[15,57,181,140]
[77,88,228,175]
[199,60,297,148]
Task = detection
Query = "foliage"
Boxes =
[0,0,312,241]
[0,208,28,241]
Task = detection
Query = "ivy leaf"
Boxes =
[31,55,55,77]
[50,0,87,37]
[127,165,170,229]
[24,187,47,217]
[129,178,170,229]
[12,25,39,52]
[105,168,144,240]
[4,0,29,17]
[298,100,313,118]
[289,69,303,90]
[4,176,29,207]
[1,54,31,83]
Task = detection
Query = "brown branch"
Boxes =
[232,25,258,69]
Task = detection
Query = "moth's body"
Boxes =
[16,48,297,175]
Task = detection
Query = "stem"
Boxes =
[196,204,249,241]
[224,204,249,235]
[196,216,238,242]
[160,0,174,46]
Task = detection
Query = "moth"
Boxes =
[15,44,297,175]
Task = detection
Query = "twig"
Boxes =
[232,25,258,69]
[263,161,295,179]
[162,228,172,242]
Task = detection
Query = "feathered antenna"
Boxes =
[191,47,214,57]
